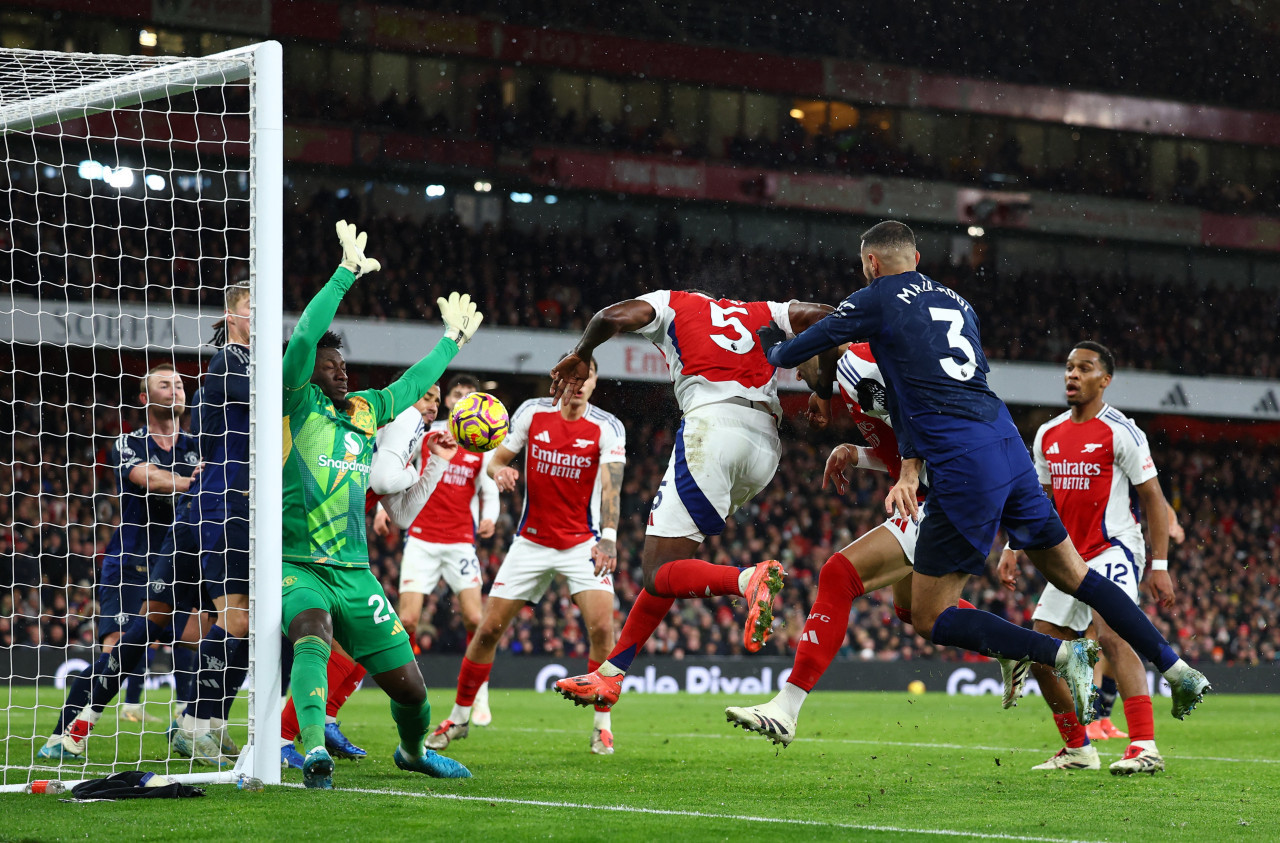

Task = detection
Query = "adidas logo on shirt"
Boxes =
[1046,442,1060,455]
[800,630,820,644]
[534,430,552,443]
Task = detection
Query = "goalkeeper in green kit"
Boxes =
[282,220,481,788]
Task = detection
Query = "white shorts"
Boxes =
[877,501,924,565]
[1032,545,1143,632]
[647,402,780,542]
[489,535,613,603]
[399,538,482,596]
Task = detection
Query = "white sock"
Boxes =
[1132,739,1158,752]
[1161,658,1188,680]
[737,567,753,596]
[774,682,808,721]
[210,717,226,730]
[1053,641,1072,670]
[77,708,101,727]
[475,682,489,706]
[325,715,337,725]
[44,734,63,748]
[597,661,625,678]
[279,737,293,749]
[593,709,611,730]
[449,704,472,724]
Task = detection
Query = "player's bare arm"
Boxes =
[1136,477,1176,608]
[821,444,861,495]
[550,299,657,403]
[486,443,521,492]
[591,462,624,576]
[127,462,197,495]
[885,457,922,522]
[1167,503,1185,544]
[997,546,1020,591]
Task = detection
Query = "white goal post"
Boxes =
[0,42,281,789]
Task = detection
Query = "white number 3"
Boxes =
[929,307,978,382]
[368,594,392,624]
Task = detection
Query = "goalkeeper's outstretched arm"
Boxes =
[374,291,484,423]
[282,220,382,413]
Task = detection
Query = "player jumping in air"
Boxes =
[998,342,1177,774]
[428,356,625,754]
[758,221,1209,725]
[280,220,476,788]
[547,289,831,709]
[725,343,1024,745]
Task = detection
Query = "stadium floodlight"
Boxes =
[544,194,558,204]
[425,184,446,198]
[0,43,282,790]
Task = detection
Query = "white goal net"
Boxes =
[0,43,282,789]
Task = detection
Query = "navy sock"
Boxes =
[173,646,198,709]
[123,647,152,705]
[930,606,1061,665]
[88,619,167,713]
[1074,569,1179,672]
[1096,674,1118,719]
[608,644,639,673]
[218,638,249,720]
[192,625,230,720]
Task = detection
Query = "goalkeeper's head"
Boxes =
[312,330,351,411]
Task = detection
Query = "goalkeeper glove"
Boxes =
[437,291,484,348]
[335,219,382,277]
[756,320,786,354]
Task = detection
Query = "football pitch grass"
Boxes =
[2,686,1276,841]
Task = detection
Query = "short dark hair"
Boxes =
[860,220,916,252]
[446,374,480,394]
[1072,341,1115,375]
[317,331,344,351]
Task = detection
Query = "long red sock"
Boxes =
[787,554,865,692]
[652,559,740,599]
[1053,712,1089,748]
[326,650,366,717]
[455,657,492,707]
[281,697,300,741]
[605,589,675,672]
[1123,695,1155,742]
[894,598,976,627]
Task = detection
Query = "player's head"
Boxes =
[209,282,251,348]
[312,330,350,409]
[444,374,480,411]
[1065,341,1114,407]
[859,221,920,283]
[139,363,186,414]
[564,354,599,409]
[414,383,442,424]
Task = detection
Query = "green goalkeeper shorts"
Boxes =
[281,561,414,676]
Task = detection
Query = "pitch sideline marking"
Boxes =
[281,783,1112,843]
[501,727,1280,764]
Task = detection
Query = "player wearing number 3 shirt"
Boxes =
[759,221,1207,729]
[546,289,833,712]
[997,342,1175,774]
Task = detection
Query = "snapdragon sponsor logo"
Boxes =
[317,453,371,474]
[534,663,793,695]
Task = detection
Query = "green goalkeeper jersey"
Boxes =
[282,267,459,568]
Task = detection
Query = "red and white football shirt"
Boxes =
[834,343,904,482]
[1033,404,1157,562]
[503,399,626,550]
[634,290,794,418]
[408,421,499,545]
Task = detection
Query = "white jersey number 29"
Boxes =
[708,303,755,355]
[928,307,977,381]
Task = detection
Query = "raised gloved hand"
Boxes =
[437,291,484,348]
[335,219,382,277]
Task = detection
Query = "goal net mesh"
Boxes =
[0,45,272,787]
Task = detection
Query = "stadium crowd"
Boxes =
[280,209,1279,380]
[2,357,1276,669]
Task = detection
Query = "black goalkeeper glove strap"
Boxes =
[756,321,785,355]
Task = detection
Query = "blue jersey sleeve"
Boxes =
[111,433,143,492]
[206,344,250,405]
[765,286,883,369]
